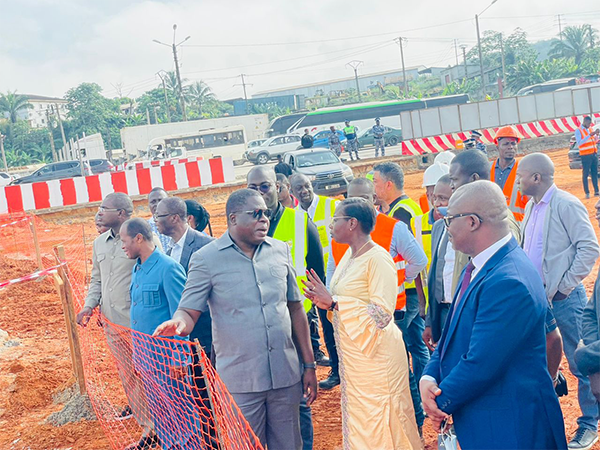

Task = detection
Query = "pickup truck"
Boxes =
[284,148,354,196]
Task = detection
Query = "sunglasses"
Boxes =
[248,182,273,194]
[98,206,123,213]
[443,212,483,228]
[154,213,174,220]
[235,209,272,219]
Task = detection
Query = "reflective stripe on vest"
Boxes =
[272,208,311,311]
[491,159,527,222]
[331,213,406,310]
[312,196,337,271]
[388,197,423,290]
[411,213,433,310]
[578,126,598,156]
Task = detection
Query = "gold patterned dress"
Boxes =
[330,244,422,450]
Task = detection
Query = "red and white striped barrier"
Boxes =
[0,263,63,290]
[0,157,235,214]
[401,114,600,155]
[0,217,29,229]
[115,156,206,172]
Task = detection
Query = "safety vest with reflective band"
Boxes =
[578,126,598,156]
[410,212,433,310]
[491,159,528,222]
[272,207,311,312]
[419,193,430,214]
[388,197,423,290]
[298,195,337,271]
[331,213,407,310]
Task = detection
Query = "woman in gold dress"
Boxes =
[304,198,422,450]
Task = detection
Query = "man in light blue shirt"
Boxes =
[120,218,202,450]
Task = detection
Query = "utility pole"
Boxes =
[234,74,253,114]
[53,104,67,161]
[146,108,151,125]
[395,37,408,96]
[346,60,363,102]
[476,14,487,100]
[499,34,506,98]
[454,39,460,67]
[0,134,7,172]
[153,106,159,124]
[76,135,84,177]
[153,24,190,121]
[460,44,468,81]
[157,71,172,123]
[558,14,563,40]
[45,109,58,162]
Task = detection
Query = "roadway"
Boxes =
[233,143,405,180]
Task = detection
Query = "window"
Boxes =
[270,137,285,146]
[37,165,54,175]
[0,173,9,179]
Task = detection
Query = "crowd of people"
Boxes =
[76,121,600,450]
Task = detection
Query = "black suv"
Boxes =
[12,160,92,184]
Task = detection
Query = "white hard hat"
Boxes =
[422,163,450,187]
[434,151,455,167]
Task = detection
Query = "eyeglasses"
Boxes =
[98,206,122,213]
[154,213,174,220]
[443,213,483,228]
[247,182,273,194]
[332,216,352,223]
[234,209,272,219]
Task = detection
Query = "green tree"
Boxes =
[186,81,215,117]
[550,25,597,64]
[442,78,480,96]
[0,91,32,124]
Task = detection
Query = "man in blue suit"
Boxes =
[420,180,567,450]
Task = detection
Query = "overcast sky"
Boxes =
[2,0,600,101]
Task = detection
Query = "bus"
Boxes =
[268,94,469,136]
[145,125,247,165]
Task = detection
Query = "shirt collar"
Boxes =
[495,158,516,171]
[471,233,512,273]
[216,230,272,251]
[537,184,557,205]
[135,247,161,274]
[103,228,118,242]
[174,226,189,248]
[298,194,319,213]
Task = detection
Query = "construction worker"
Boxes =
[326,177,427,434]
[289,173,339,392]
[343,120,360,161]
[372,117,386,158]
[575,115,600,198]
[491,126,528,222]
[419,162,449,214]
[372,161,430,406]
[411,162,449,314]
[246,167,325,450]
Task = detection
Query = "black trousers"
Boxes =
[317,307,339,375]
[581,153,599,195]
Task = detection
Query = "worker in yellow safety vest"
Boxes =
[491,126,529,221]
[575,115,600,198]
[288,172,341,390]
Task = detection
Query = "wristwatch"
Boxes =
[329,300,338,311]
[303,362,317,370]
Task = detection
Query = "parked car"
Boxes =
[283,148,354,196]
[88,158,115,174]
[357,126,403,148]
[312,130,347,149]
[11,160,92,184]
[247,138,267,149]
[245,134,302,165]
[0,172,15,187]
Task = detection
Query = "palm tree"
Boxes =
[186,81,214,116]
[0,91,32,124]
[550,25,597,64]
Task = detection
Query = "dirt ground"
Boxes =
[0,147,599,450]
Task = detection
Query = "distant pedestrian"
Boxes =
[328,126,342,156]
[301,129,314,149]
[470,130,487,154]
[372,118,386,157]
[575,116,600,199]
[274,154,293,177]
[343,120,360,160]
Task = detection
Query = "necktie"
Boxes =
[453,260,475,316]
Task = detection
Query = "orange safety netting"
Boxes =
[0,213,263,450]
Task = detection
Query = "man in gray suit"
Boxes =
[155,197,215,355]
[518,153,600,450]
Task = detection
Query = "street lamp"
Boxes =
[153,24,191,121]
[476,0,499,100]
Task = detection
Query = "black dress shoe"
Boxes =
[318,370,340,390]
[315,350,331,367]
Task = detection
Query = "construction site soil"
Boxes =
[0,148,599,450]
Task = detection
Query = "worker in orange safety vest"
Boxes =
[575,115,600,198]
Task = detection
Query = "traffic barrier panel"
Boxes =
[115,156,206,172]
[401,113,599,155]
[0,157,236,214]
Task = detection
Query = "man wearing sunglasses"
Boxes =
[420,180,567,449]
[154,189,317,450]
[247,166,325,450]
